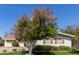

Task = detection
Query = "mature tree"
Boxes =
[0,37,4,46]
[13,8,57,55]
[0,37,2,40]
[60,26,74,34]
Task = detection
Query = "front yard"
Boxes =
[0,52,23,55]
[0,51,27,55]
[32,51,79,55]
[53,51,79,55]
[0,46,79,55]
[0,51,79,55]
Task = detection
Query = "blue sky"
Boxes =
[0,4,79,37]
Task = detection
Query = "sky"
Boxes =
[0,4,79,37]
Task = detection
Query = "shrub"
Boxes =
[58,46,72,51]
[12,41,19,47]
[21,51,28,54]
[33,45,59,51]
[32,51,55,55]
[50,46,58,51]
[3,50,7,52]
[33,45,51,51]
[0,40,4,46]
[33,45,73,52]
[19,48,27,54]
[20,48,26,51]
[13,49,17,52]
[72,48,79,53]
[72,48,77,51]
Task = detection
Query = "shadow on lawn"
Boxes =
[32,51,79,55]
[70,51,79,54]
[22,51,79,55]
[32,51,55,55]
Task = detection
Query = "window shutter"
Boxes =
[54,38,56,44]
[51,37,54,44]
[61,37,64,44]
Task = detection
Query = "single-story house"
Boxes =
[0,35,26,53]
[0,31,74,53]
[4,34,25,47]
[36,31,75,47]
[3,31,74,47]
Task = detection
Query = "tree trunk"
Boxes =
[27,41,36,55]
[28,45,33,55]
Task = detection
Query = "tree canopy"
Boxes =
[13,8,57,54]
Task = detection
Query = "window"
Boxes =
[46,37,51,40]
[55,37,64,44]
[51,37,55,44]
[43,37,51,44]
[61,37,64,44]
[55,38,61,44]
[43,37,64,44]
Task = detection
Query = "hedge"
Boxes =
[33,45,74,52]
[33,45,51,51]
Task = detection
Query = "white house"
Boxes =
[36,31,75,47]
[3,31,74,47]
[0,31,74,53]
[4,34,25,47]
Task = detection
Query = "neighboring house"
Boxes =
[4,35,16,47]
[4,34,24,47]
[36,31,75,47]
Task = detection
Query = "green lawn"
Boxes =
[0,51,27,55]
[32,51,79,55]
[53,51,79,55]
[0,51,79,55]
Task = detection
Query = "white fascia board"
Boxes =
[58,31,75,37]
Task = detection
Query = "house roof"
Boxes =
[4,34,16,40]
[3,30,75,40]
[57,31,75,37]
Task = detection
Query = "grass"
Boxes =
[32,51,79,55]
[53,51,79,55]
[0,51,79,55]
[0,51,27,55]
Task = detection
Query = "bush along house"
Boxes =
[36,31,75,47]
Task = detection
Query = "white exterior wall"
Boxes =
[36,35,72,47]
[36,40,44,45]
[19,42,24,47]
[4,41,25,47]
[4,41,12,47]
